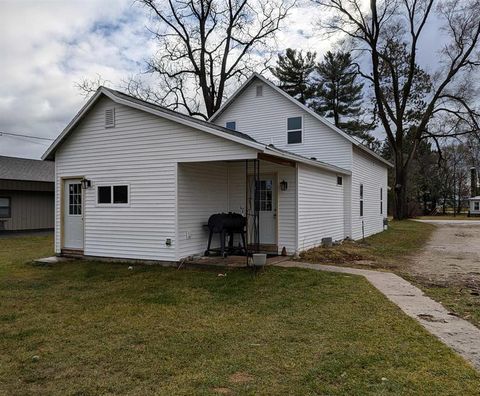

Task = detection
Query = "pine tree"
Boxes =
[314,51,374,144]
[270,48,316,104]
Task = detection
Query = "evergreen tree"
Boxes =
[270,48,316,104]
[314,51,374,144]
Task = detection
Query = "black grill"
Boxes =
[205,212,246,257]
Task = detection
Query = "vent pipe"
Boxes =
[471,167,477,198]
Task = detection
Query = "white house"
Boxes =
[42,73,391,262]
[469,196,480,216]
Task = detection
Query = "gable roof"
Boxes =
[42,87,351,176]
[210,73,393,168]
[0,155,54,182]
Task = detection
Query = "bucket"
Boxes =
[252,253,267,266]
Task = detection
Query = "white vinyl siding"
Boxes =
[177,162,229,259]
[214,81,353,170]
[297,163,345,252]
[351,147,388,240]
[54,97,258,261]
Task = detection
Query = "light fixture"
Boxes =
[280,180,288,191]
[81,178,91,189]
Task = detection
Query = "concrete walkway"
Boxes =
[276,261,480,370]
[414,219,480,225]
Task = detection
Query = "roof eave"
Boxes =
[42,88,105,160]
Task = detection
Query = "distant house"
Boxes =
[42,73,391,262]
[469,196,480,216]
[0,156,54,232]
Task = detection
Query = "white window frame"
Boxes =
[96,183,130,207]
[225,120,237,130]
[474,201,480,211]
[286,116,303,145]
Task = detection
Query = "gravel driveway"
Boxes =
[410,221,480,287]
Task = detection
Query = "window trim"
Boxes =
[286,115,303,145]
[225,120,236,130]
[96,183,130,207]
[474,201,480,211]
[0,196,11,219]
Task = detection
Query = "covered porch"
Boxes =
[176,154,297,262]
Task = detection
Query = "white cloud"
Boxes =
[0,0,152,159]
[0,0,448,159]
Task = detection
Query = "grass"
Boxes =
[1,234,480,394]
[300,220,480,331]
[300,220,435,271]
[419,286,480,328]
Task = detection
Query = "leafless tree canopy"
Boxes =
[314,0,480,219]
[132,0,293,119]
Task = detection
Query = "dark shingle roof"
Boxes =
[103,87,258,144]
[0,155,54,182]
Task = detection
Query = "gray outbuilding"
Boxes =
[0,155,54,232]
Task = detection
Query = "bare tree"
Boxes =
[132,0,294,119]
[314,0,480,219]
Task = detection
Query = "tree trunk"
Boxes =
[393,164,409,220]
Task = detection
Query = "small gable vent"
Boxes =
[256,85,263,97]
[105,108,115,128]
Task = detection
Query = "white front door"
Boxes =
[249,175,277,245]
[63,179,84,250]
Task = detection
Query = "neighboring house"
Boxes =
[42,73,391,262]
[0,155,54,232]
[469,197,480,216]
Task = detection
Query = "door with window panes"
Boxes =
[249,174,277,245]
[63,179,84,249]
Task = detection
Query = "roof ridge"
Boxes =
[210,73,393,168]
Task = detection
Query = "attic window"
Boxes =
[256,85,263,97]
[105,108,115,128]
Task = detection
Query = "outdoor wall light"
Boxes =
[81,179,92,189]
[280,180,288,191]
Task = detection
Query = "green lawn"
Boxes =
[1,234,480,395]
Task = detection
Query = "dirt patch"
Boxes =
[408,223,480,288]
[229,372,254,384]
[299,241,372,264]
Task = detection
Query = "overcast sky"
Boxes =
[0,0,442,159]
